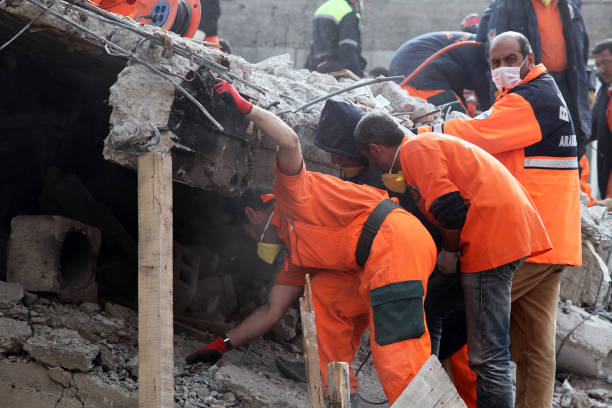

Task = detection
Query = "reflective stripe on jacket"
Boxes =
[423,64,582,266]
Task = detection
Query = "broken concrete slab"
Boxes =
[48,366,72,387]
[72,372,138,408]
[105,302,137,323]
[24,328,100,372]
[7,215,101,303]
[0,360,80,408]
[561,239,611,308]
[0,280,23,309]
[0,317,32,353]
[556,301,612,382]
[215,363,308,407]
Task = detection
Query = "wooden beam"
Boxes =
[391,355,467,408]
[327,362,350,408]
[300,274,324,408]
[137,153,174,408]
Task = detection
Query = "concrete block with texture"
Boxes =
[0,317,32,353]
[561,240,611,308]
[24,328,100,372]
[215,363,308,407]
[7,215,101,303]
[556,302,612,382]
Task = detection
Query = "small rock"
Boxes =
[0,317,32,352]
[588,389,609,400]
[80,302,101,313]
[0,281,24,308]
[192,385,210,397]
[48,366,71,387]
[22,292,38,306]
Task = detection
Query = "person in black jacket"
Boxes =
[477,0,591,158]
[593,39,612,198]
[305,0,367,78]
[388,31,491,114]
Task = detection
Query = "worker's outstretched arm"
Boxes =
[185,284,302,364]
[247,106,303,176]
[213,79,303,176]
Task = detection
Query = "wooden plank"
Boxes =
[391,355,467,408]
[300,274,324,408]
[327,362,350,408]
[137,153,174,408]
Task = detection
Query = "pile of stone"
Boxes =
[0,278,388,407]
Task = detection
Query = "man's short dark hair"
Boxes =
[593,39,612,56]
[492,31,533,58]
[354,112,404,151]
[237,185,274,224]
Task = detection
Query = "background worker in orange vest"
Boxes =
[190,78,437,404]
[354,114,552,408]
[416,31,582,407]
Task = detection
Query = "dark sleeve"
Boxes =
[337,12,365,77]
[199,0,221,36]
[428,191,468,230]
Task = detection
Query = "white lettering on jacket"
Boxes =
[558,135,577,147]
[559,106,570,122]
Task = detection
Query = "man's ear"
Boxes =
[244,207,258,224]
[527,52,535,68]
[368,143,382,156]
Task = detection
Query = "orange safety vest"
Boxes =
[400,133,552,273]
[422,64,582,266]
[271,162,391,272]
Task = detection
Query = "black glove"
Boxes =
[429,191,468,229]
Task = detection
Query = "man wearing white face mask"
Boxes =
[416,31,582,407]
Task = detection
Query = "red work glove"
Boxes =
[213,78,253,114]
[185,336,228,364]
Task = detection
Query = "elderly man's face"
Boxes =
[595,49,612,85]
[490,36,534,79]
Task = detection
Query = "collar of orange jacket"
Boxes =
[500,64,547,98]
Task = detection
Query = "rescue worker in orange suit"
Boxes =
[477,0,591,160]
[188,79,437,404]
[593,39,612,198]
[415,31,582,408]
[388,32,492,116]
[305,0,367,78]
[315,99,476,407]
[354,114,552,408]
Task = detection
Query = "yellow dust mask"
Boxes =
[342,165,365,179]
[381,144,407,194]
[256,210,282,264]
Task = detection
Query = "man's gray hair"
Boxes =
[492,31,533,58]
[354,112,404,151]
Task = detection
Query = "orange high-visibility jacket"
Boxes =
[271,162,391,272]
[420,64,581,266]
[400,133,552,273]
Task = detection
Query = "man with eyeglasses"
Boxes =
[593,39,612,198]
